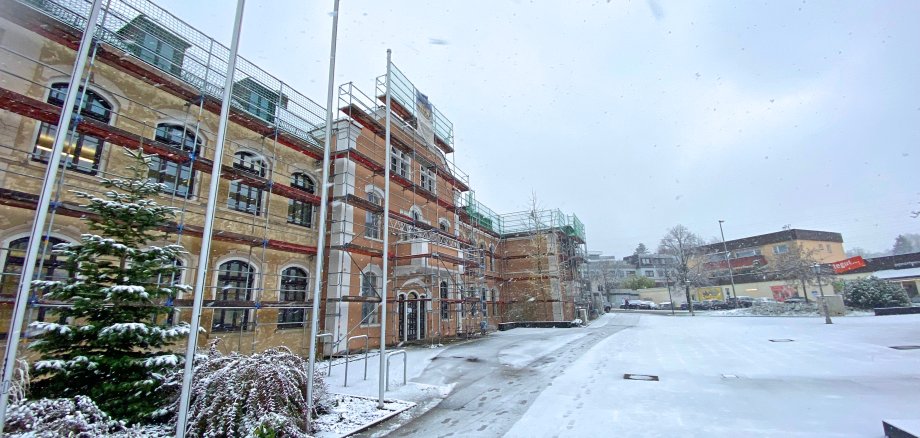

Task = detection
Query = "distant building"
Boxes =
[621,253,677,286]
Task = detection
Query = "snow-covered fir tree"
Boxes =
[28,149,191,423]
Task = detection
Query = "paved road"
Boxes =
[358,313,637,437]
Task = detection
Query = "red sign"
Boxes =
[831,256,866,274]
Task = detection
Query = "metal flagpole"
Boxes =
[0,0,104,433]
[175,0,247,436]
[306,0,340,430]
[378,49,394,409]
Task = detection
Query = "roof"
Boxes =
[871,267,920,280]
[843,252,920,275]
[699,229,843,253]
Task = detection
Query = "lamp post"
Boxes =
[813,264,833,324]
[718,220,738,302]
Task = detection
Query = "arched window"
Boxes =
[148,123,201,198]
[481,288,488,317]
[439,281,449,320]
[214,260,255,331]
[278,266,308,328]
[287,172,315,228]
[32,84,112,174]
[1,236,69,293]
[228,151,266,215]
[361,271,379,324]
[439,219,450,233]
[1,236,71,317]
[365,192,382,239]
[479,244,486,269]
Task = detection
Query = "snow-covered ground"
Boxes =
[505,313,920,437]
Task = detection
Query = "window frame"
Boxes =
[227,151,267,216]
[32,83,112,175]
[420,164,436,194]
[148,123,201,198]
[277,266,308,328]
[390,149,411,179]
[365,191,382,239]
[213,259,256,332]
[287,172,316,228]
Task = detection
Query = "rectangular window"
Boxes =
[390,150,411,179]
[420,165,436,193]
[288,201,313,227]
[228,181,263,215]
[626,270,636,277]
[773,244,789,255]
[644,270,654,277]
[826,244,832,253]
[365,212,381,239]
[734,248,761,258]
[137,32,182,76]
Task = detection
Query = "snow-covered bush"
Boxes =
[27,150,189,423]
[842,277,910,309]
[162,342,333,437]
[4,395,172,437]
[6,395,130,437]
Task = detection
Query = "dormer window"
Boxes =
[118,15,190,77]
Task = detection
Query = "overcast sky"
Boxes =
[155,0,920,258]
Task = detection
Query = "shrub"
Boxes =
[842,277,911,309]
[161,342,333,437]
[3,395,172,437]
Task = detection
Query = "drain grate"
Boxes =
[769,339,794,342]
[624,374,659,381]
[890,345,920,350]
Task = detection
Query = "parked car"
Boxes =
[705,300,730,310]
[753,297,777,304]
[680,300,703,310]
[726,296,754,308]
[784,297,807,304]
[660,302,673,310]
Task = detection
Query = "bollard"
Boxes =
[385,350,407,391]
[344,334,369,387]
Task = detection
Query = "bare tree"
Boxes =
[773,242,822,303]
[659,225,706,314]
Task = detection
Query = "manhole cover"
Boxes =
[890,345,920,350]
[624,374,659,381]
[769,339,794,342]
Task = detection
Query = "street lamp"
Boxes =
[812,264,833,324]
[718,220,738,302]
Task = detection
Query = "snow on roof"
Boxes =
[871,267,920,280]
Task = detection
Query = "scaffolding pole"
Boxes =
[378,49,393,409]
[0,0,104,432]
[175,0,247,436]
[307,0,340,430]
